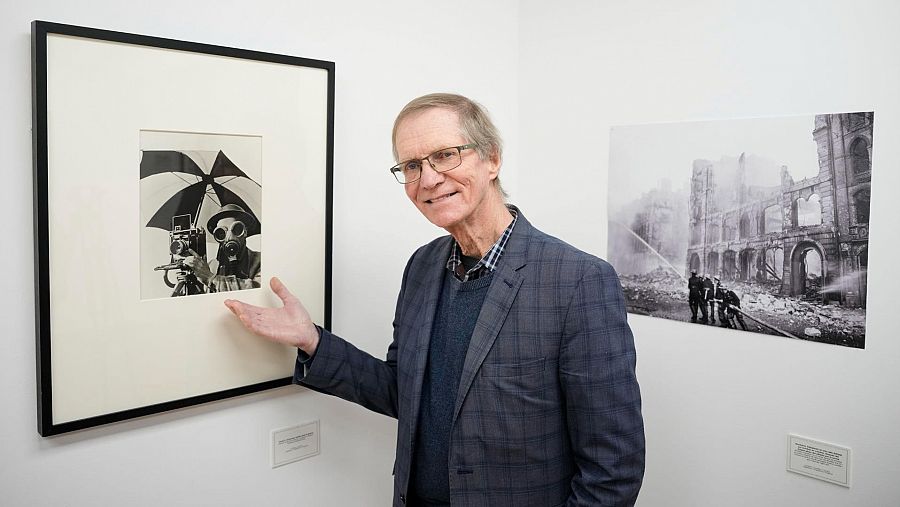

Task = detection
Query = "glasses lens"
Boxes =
[402,160,422,182]
[231,221,246,237]
[391,161,420,183]
[213,227,227,242]
[430,147,462,172]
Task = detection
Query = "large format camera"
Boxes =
[154,214,208,296]
[168,214,206,259]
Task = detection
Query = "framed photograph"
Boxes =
[607,112,872,349]
[32,21,334,436]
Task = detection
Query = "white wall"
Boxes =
[518,1,899,506]
[5,1,899,505]
[0,1,518,505]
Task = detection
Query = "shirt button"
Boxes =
[399,494,406,504]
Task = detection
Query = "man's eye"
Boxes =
[403,161,421,172]
[434,150,454,160]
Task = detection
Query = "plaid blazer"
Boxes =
[298,211,644,506]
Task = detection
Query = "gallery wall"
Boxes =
[516,1,900,505]
[0,0,518,505]
[4,0,899,506]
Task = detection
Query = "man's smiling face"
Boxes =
[394,107,499,233]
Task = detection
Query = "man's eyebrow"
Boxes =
[399,144,455,161]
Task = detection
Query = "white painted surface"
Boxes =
[0,1,517,505]
[3,0,898,505]
[518,1,899,506]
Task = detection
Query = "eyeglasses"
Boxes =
[213,221,246,242]
[389,143,477,184]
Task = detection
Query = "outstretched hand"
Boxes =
[224,277,320,355]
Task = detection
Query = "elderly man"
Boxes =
[225,94,644,506]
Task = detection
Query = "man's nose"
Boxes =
[418,161,444,189]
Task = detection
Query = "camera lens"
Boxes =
[170,239,188,256]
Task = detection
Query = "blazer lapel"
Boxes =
[451,212,533,425]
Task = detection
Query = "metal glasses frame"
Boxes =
[389,143,477,184]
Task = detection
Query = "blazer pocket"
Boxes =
[480,357,546,377]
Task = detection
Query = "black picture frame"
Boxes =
[32,20,334,436]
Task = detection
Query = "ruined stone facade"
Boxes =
[685,113,872,307]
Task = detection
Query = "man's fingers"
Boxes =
[270,277,296,304]
[224,299,252,317]
[223,300,241,317]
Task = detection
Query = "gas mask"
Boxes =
[212,217,247,264]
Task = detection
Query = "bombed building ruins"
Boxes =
[685,113,872,308]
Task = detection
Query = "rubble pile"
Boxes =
[621,269,866,342]
[620,269,684,306]
[739,292,866,336]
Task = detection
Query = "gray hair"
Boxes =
[392,93,507,198]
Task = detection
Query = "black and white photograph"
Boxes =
[608,112,873,348]
[140,130,263,300]
[32,21,332,437]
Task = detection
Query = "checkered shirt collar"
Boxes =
[446,206,518,282]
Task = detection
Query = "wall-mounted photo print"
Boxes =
[140,131,262,300]
[33,21,333,437]
[608,112,873,349]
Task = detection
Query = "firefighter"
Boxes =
[722,285,748,331]
[702,274,716,325]
[713,276,729,327]
[688,270,707,323]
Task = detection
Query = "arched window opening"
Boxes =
[798,248,823,299]
[739,212,751,239]
[763,247,784,281]
[722,250,737,280]
[853,189,870,224]
[706,251,719,278]
[795,194,822,227]
[739,249,755,281]
[850,138,871,176]
[722,215,737,241]
[763,205,782,233]
[706,222,720,244]
[689,253,701,274]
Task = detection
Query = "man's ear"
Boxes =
[487,146,502,180]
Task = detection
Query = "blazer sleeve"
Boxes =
[560,260,645,506]
[292,251,417,419]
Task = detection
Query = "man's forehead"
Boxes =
[395,107,464,158]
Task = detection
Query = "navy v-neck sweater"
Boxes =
[411,269,494,505]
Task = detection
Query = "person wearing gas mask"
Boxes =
[183,203,261,292]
